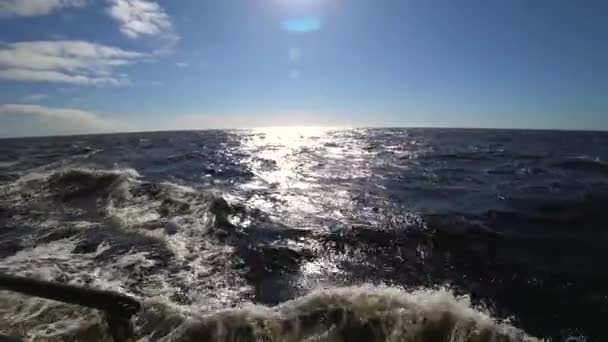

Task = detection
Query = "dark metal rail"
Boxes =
[0,274,141,341]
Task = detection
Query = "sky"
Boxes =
[0,0,606,137]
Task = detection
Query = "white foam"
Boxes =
[2,285,542,341]
[152,285,541,342]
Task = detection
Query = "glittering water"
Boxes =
[0,128,607,341]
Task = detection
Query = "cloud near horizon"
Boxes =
[0,40,147,86]
[0,104,118,137]
[0,105,364,138]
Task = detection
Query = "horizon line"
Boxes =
[1,125,607,140]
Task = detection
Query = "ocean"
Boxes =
[0,127,607,341]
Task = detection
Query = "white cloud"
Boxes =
[0,0,86,17]
[0,68,129,86]
[0,104,118,137]
[0,40,146,86]
[175,61,187,68]
[21,93,49,102]
[107,0,177,43]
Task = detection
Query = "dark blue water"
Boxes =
[0,128,607,341]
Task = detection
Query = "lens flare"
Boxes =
[282,16,322,32]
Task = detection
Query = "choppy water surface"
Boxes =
[0,128,607,341]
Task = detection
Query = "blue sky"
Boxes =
[0,0,606,137]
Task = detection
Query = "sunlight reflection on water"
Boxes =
[235,127,419,288]
[239,127,372,229]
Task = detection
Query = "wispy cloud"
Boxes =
[107,0,178,44]
[0,40,147,86]
[0,104,118,137]
[0,0,86,17]
[21,93,49,102]
[175,61,187,68]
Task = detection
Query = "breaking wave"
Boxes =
[0,166,251,314]
[1,286,538,341]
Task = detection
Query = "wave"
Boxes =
[0,286,539,341]
[4,166,235,233]
[164,286,539,342]
[552,157,608,174]
[0,161,19,169]
[0,166,252,311]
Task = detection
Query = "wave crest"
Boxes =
[156,286,538,342]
